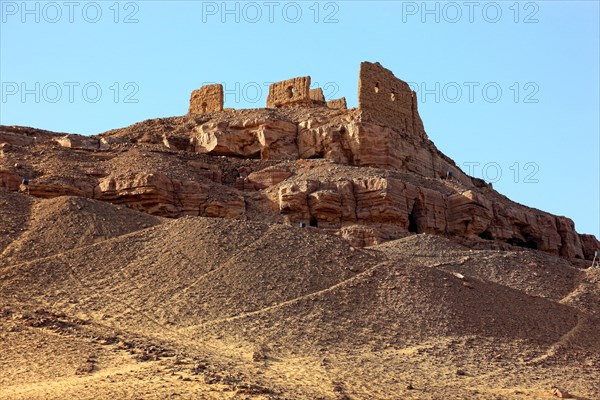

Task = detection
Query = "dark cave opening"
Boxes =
[408,207,419,233]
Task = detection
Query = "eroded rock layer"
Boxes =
[1,106,596,262]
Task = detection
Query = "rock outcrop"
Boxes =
[54,134,100,150]
[265,169,593,259]
[0,169,22,191]
[188,110,473,187]
[191,117,298,160]
[94,173,245,218]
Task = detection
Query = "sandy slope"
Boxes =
[1,194,598,399]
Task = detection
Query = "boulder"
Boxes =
[0,170,22,191]
[191,118,298,160]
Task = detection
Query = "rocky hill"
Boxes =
[1,64,598,260]
[1,62,599,399]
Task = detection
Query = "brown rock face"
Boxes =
[275,177,390,229]
[188,109,473,190]
[26,178,94,199]
[579,234,600,260]
[191,117,298,160]
[347,122,472,185]
[268,166,594,260]
[0,125,62,147]
[0,131,34,147]
[189,84,224,114]
[0,170,22,191]
[94,173,244,218]
[274,175,442,240]
[446,190,494,237]
[246,166,293,190]
[556,217,584,259]
[267,77,311,108]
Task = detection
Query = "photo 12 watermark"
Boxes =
[1,82,140,104]
[1,1,140,23]
[200,1,340,23]
[463,161,540,184]
[400,1,540,24]
[408,81,540,104]
[200,80,340,104]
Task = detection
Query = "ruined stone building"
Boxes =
[357,61,425,137]
[188,62,426,139]
[189,84,224,114]
[266,76,312,108]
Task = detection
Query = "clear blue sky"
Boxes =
[1,1,599,237]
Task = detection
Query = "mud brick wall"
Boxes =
[326,97,347,110]
[310,88,325,103]
[189,84,224,114]
[358,62,424,135]
[267,77,311,108]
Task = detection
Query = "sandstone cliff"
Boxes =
[0,62,597,261]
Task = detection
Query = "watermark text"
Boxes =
[1,81,140,103]
[1,1,140,23]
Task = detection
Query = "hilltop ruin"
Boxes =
[189,61,423,134]
[1,62,598,262]
[189,84,224,114]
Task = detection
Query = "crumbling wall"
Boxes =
[327,97,347,110]
[189,84,224,114]
[358,62,424,136]
[310,88,325,104]
[266,77,311,108]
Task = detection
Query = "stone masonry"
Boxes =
[326,97,347,110]
[189,84,224,114]
[266,77,311,108]
[358,62,424,136]
[310,88,325,104]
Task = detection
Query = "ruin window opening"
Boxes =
[390,91,396,102]
[374,83,379,93]
[286,86,294,98]
[309,216,318,228]
[201,102,208,113]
